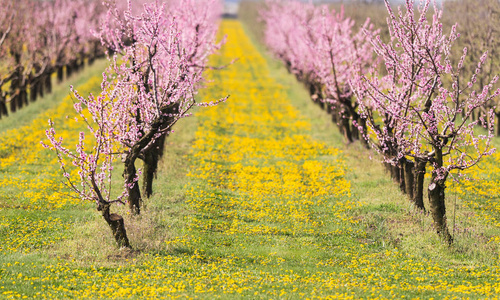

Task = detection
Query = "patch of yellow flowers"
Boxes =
[448,152,500,228]
[0,77,101,211]
[185,20,355,239]
[0,77,101,256]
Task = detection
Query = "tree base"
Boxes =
[104,212,131,249]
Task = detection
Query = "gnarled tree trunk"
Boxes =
[413,160,426,210]
[403,159,415,202]
[428,148,452,244]
[357,117,369,148]
[390,164,400,185]
[0,93,8,118]
[142,147,157,199]
[428,176,452,244]
[338,108,353,143]
[496,112,500,136]
[30,78,38,102]
[30,66,40,102]
[157,133,167,159]
[398,163,405,193]
[100,204,131,249]
[57,66,64,83]
[124,152,142,215]
[19,84,28,108]
[66,63,73,78]
[9,77,19,113]
[38,76,45,98]
[44,72,52,94]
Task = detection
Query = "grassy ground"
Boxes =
[0,19,499,299]
[239,0,500,292]
[240,2,500,290]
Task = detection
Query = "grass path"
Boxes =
[0,20,499,299]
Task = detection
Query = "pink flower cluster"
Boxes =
[262,0,377,143]
[0,0,105,97]
[354,0,499,179]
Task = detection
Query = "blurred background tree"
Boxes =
[443,0,500,135]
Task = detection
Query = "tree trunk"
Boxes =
[388,163,404,193]
[390,164,400,184]
[20,74,28,106]
[66,63,73,78]
[124,100,179,212]
[30,66,40,102]
[72,59,79,74]
[428,147,452,244]
[428,176,453,244]
[318,99,325,110]
[331,108,338,123]
[124,153,142,215]
[0,94,7,118]
[413,160,426,210]
[17,94,23,110]
[101,205,131,249]
[358,117,369,148]
[308,83,316,101]
[351,117,360,141]
[309,83,324,110]
[383,161,391,175]
[403,159,415,201]
[496,112,500,136]
[340,110,353,143]
[74,60,80,73]
[326,102,334,114]
[142,132,169,198]
[347,101,360,142]
[157,133,167,159]
[477,109,485,127]
[78,55,85,71]
[9,93,17,113]
[38,79,45,98]
[45,73,52,94]
[9,77,19,113]
[398,164,405,193]
[142,148,157,199]
[285,60,292,73]
[30,80,38,102]
[57,66,64,83]
[19,85,28,107]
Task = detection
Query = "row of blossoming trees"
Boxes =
[443,0,500,136]
[263,0,500,243]
[43,0,225,248]
[0,0,106,118]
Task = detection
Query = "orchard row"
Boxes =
[0,0,105,117]
[262,0,500,243]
